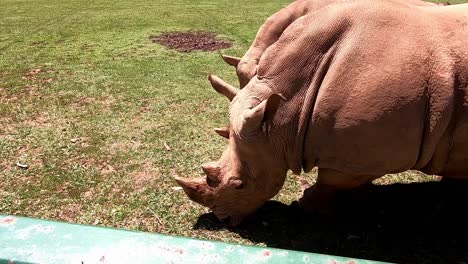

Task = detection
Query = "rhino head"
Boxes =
[175,56,289,226]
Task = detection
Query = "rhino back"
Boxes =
[257,1,468,176]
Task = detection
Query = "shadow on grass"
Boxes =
[194,180,468,264]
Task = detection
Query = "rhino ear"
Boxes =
[239,94,283,137]
[214,127,230,139]
[233,179,244,189]
[221,54,241,67]
[261,93,282,122]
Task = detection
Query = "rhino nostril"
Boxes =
[206,176,219,188]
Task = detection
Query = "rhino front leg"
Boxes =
[298,182,338,216]
[298,168,380,216]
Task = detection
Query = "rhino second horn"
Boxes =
[214,127,229,139]
[208,75,238,101]
[201,162,220,181]
[221,54,241,67]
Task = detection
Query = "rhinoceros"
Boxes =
[176,0,468,225]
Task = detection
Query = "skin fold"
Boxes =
[176,0,468,226]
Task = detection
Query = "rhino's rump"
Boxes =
[429,74,468,178]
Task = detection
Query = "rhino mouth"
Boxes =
[216,214,244,227]
[210,204,252,226]
[210,205,226,220]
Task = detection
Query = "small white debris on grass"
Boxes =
[16,162,29,169]
[164,142,171,151]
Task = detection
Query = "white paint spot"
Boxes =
[15,224,55,240]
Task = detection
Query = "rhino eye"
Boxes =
[233,179,244,189]
[235,182,244,189]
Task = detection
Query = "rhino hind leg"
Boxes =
[298,168,380,216]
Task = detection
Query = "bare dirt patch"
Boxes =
[68,95,117,113]
[22,68,55,83]
[129,160,159,189]
[0,160,13,173]
[15,68,56,98]
[22,111,51,129]
[151,31,232,52]
[0,87,11,102]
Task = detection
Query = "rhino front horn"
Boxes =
[174,176,192,190]
[174,176,209,205]
[208,75,238,101]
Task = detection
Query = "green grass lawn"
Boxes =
[1,0,467,262]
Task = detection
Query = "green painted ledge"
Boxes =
[0,215,390,264]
